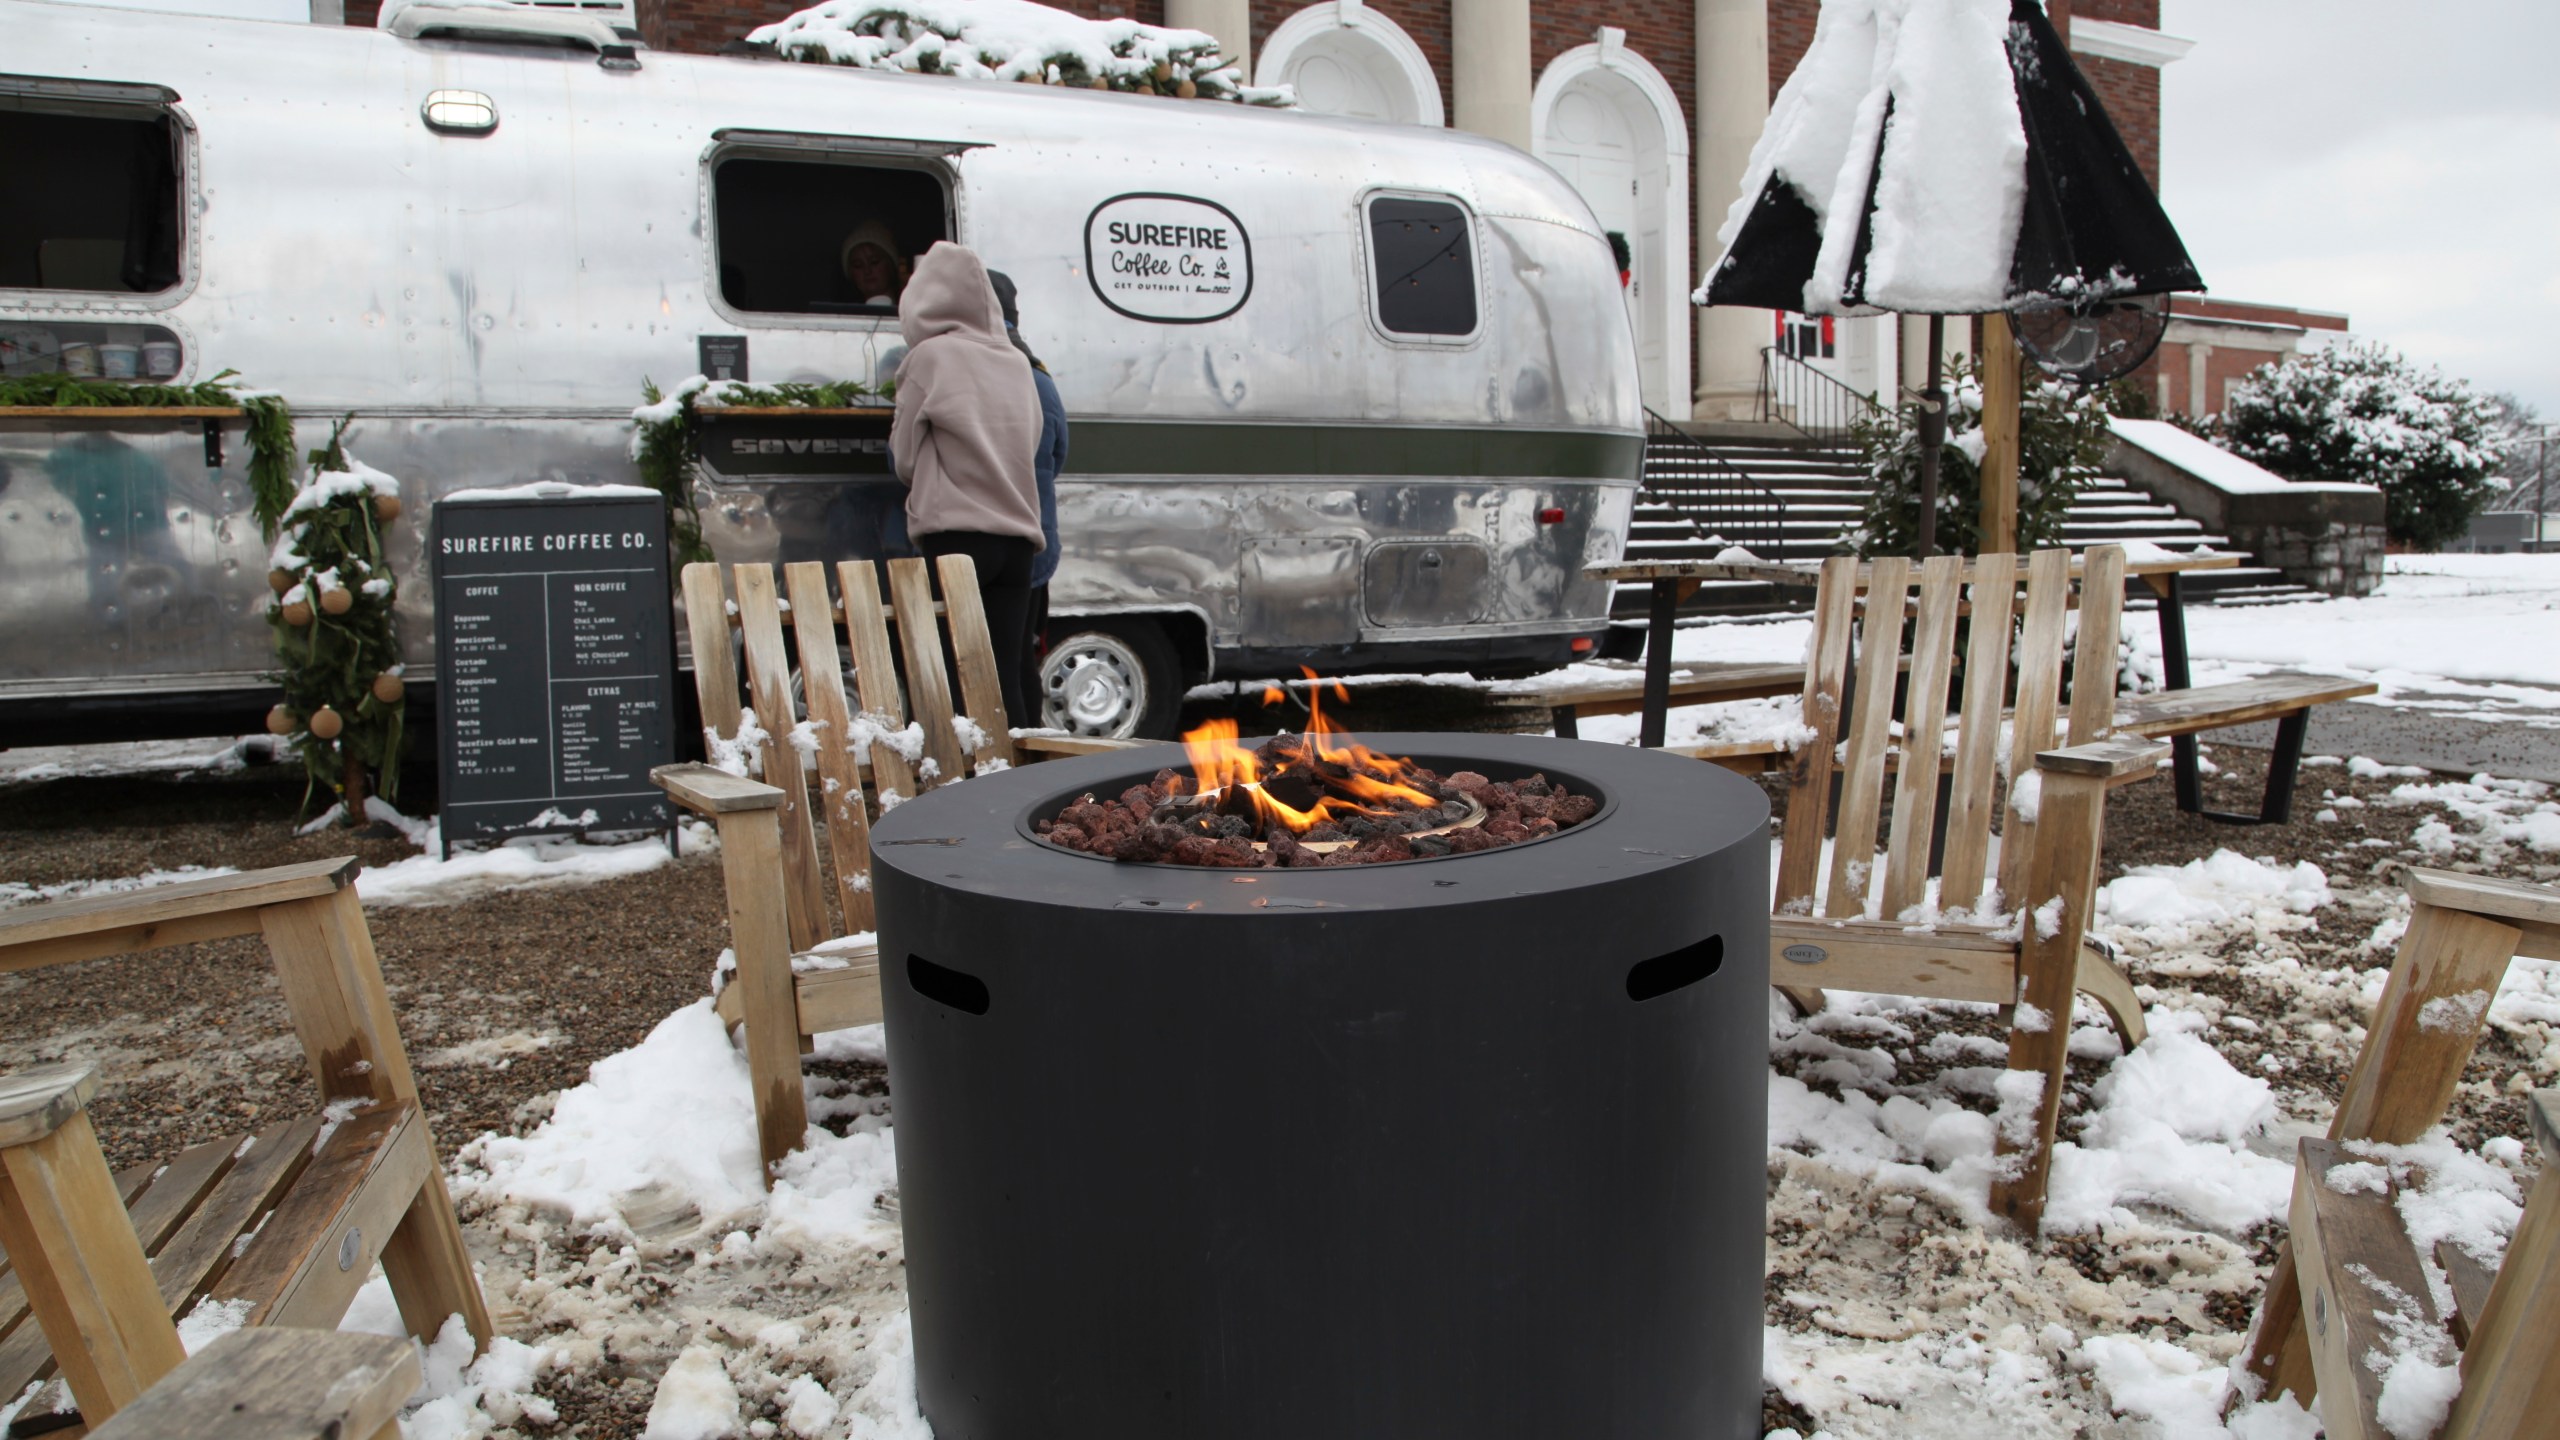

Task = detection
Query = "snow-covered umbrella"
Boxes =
[1696,0,2201,553]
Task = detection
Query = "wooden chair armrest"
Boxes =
[652,762,783,815]
[0,1061,100,1146]
[2400,868,2560,932]
[83,1328,420,1440]
[2034,736,2168,780]
[0,859,358,965]
[1014,734,1171,757]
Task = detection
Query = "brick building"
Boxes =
[628,0,2218,420]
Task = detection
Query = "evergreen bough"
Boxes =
[1846,357,2112,557]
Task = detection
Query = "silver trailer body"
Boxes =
[0,0,1639,741]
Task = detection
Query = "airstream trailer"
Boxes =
[0,0,1640,743]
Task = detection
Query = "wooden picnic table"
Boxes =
[1584,553,2241,751]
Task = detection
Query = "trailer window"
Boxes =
[1367,196,1476,338]
[0,105,184,295]
[713,157,949,318]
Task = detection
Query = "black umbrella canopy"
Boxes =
[1699,0,2200,317]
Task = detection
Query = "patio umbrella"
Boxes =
[1695,0,2202,552]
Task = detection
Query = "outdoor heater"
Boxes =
[870,734,1770,1440]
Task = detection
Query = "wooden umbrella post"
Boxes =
[1979,311,2022,555]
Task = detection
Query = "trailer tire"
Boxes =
[1039,618,1183,741]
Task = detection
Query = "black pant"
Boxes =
[918,531,1039,725]
[1020,583,1050,728]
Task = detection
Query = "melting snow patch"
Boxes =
[2096,850,2332,950]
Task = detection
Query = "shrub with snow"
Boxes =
[1846,354,2112,557]
[747,0,1292,105]
[2218,342,2505,552]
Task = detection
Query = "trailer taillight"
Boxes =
[1536,507,1566,525]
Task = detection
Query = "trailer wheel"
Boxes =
[1039,619,1182,740]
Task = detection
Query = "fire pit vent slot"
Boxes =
[908,954,991,1015]
[1625,933,1723,1002]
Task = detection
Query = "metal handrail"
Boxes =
[1640,407,1789,563]
[1757,346,1881,442]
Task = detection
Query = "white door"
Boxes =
[1543,79,1667,413]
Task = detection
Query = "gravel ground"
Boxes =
[3,733,2553,1437]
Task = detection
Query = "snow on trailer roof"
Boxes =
[746,0,1294,106]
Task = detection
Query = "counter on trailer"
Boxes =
[0,0,1642,741]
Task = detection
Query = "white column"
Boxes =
[1693,0,1769,420]
[1452,0,1533,150]
[1166,0,1251,79]
[2187,342,2213,417]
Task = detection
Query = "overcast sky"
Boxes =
[2158,1,2560,419]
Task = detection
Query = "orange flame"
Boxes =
[1177,674,1438,833]
[1261,685,1287,706]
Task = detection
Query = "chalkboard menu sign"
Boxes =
[432,487,678,854]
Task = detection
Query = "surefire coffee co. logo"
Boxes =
[1084,193,1252,324]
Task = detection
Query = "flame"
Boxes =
[1261,685,1287,706]
[1177,674,1438,833]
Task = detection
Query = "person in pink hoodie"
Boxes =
[890,241,1046,721]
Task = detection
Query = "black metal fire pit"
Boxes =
[870,734,1769,1440]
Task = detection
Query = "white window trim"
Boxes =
[1254,0,1446,129]
[2068,19,2196,68]
[1529,33,1691,415]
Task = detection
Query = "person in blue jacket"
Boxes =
[985,271,1066,726]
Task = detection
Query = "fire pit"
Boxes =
[871,735,1769,1440]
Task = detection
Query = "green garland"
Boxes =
[0,368,298,529]
[631,375,893,567]
[264,417,407,817]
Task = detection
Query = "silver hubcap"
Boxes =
[1043,634,1148,737]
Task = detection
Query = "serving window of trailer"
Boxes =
[1365,193,1478,341]
[0,80,186,298]
[710,136,956,321]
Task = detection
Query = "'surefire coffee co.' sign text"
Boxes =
[1084,192,1252,324]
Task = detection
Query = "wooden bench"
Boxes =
[2116,671,2376,824]
[84,1328,420,1440]
[2237,869,2560,1435]
[0,860,488,1431]
[1727,548,2163,1230]
[656,556,1158,1181]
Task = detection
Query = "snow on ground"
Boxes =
[2139,555,2560,720]
[0,734,277,785]
[368,801,2551,1440]
[352,814,717,908]
[1546,554,2560,752]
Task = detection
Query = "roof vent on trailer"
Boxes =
[382,0,644,68]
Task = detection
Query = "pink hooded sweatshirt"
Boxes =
[889,243,1045,550]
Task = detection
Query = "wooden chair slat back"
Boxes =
[1823,556,1911,919]
[1999,549,2076,910]
[1775,555,1861,913]
[2066,544,2127,745]
[884,557,968,793]
[933,554,1019,772]
[834,561,920,805]
[681,563,743,742]
[1879,555,1966,920]
[1937,555,2019,915]
[783,561,878,934]
[729,565,829,953]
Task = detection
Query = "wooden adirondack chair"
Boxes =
[0,860,490,1431]
[1744,547,2166,1229]
[653,555,1153,1180]
[2238,869,2560,1436]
